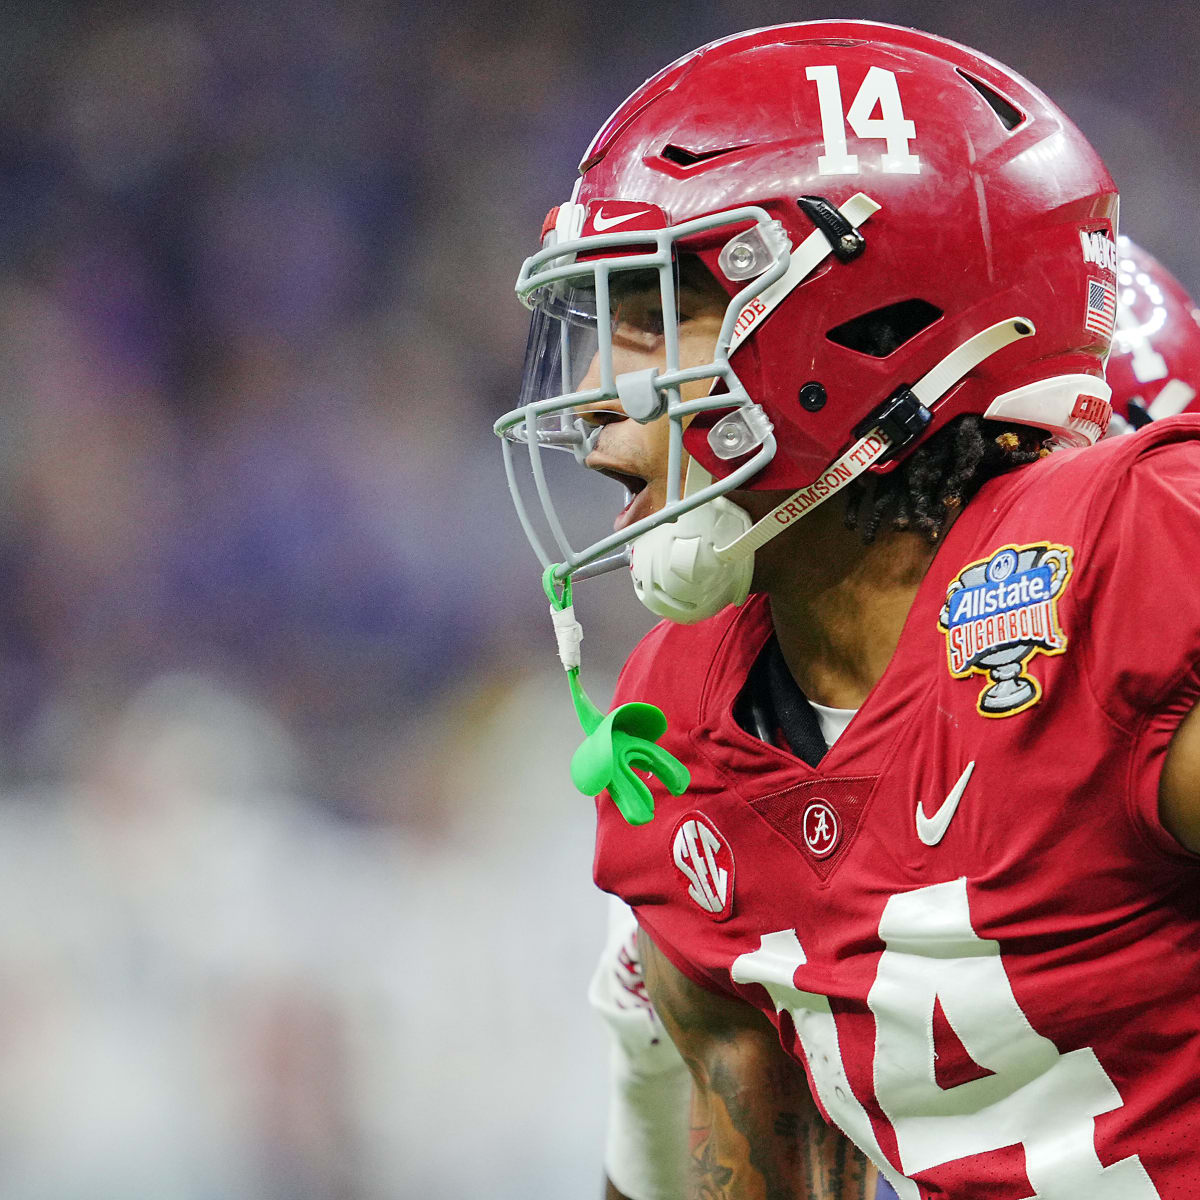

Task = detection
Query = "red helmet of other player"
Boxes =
[1108,237,1200,433]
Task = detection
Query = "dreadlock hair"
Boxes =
[843,414,1048,545]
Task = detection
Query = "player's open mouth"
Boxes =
[592,465,653,532]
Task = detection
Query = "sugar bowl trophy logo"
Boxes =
[938,543,1074,717]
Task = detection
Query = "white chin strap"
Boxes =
[629,317,1036,624]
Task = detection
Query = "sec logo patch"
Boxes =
[671,811,735,921]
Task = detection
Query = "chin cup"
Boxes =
[629,497,755,624]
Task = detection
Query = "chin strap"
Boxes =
[716,316,1037,561]
[543,565,689,826]
[717,427,892,560]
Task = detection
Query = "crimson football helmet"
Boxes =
[496,21,1119,623]
[1107,237,1200,433]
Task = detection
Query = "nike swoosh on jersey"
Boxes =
[916,762,975,847]
[592,209,641,232]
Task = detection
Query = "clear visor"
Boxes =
[506,265,682,460]
[510,280,598,463]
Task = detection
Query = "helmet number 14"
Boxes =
[807,64,920,176]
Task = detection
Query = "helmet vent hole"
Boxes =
[659,142,747,168]
[826,300,943,358]
[956,69,1025,131]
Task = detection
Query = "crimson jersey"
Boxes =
[593,417,1200,1198]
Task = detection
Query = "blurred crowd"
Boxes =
[0,0,1195,807]
[0,0,1193,1196]
[0,0,522,813]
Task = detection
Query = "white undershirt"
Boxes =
[810,699,858,749]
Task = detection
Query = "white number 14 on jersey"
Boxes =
[732,878,1159,1197]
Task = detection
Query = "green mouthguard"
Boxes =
[543,565,689,826]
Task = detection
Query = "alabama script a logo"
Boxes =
[938,542,1073,717]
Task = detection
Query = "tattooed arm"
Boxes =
[638,927,877,1200]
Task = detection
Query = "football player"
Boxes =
[496,21,1200,1199]
[589,232,1200,1200]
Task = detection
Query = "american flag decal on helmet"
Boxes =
[1085,278,1117,340]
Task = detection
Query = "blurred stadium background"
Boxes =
[0,1,1191,1196]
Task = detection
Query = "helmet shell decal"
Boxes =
[581,199,668,239]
